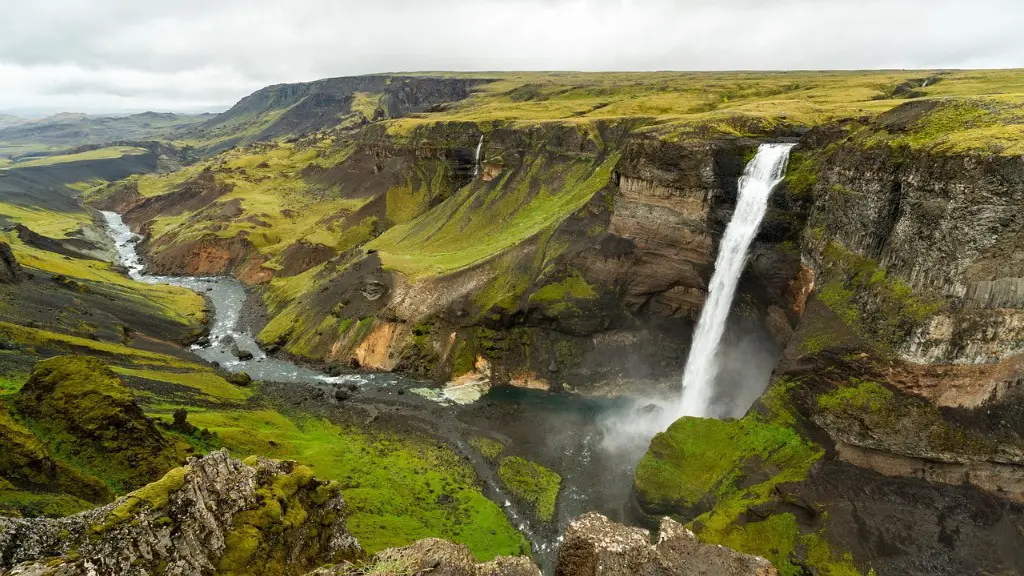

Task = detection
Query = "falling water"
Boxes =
[472,135,484,177]
[678,143,795,417]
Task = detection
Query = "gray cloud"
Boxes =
[0,0,1022,113]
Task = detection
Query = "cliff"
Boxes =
[634,98,1024,575]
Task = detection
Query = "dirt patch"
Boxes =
[123,168,234,231]
[278,240,336,277]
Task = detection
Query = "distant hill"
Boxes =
[0,111,210,160]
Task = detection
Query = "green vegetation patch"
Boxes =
[167,407,528,560]
[817,241,944,352]
[634,414,822,514]
[469,436,505,462]
[497,456,561,522]
[370,152,618,279]
[112,367,251,403]
[528,269,598,314]
[11,146,148,169]
[14,356,189,493]
[866,97,1024,156]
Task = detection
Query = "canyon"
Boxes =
[0,70,1022,575]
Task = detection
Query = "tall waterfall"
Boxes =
[473,135,484,177]
[678,143,795,417]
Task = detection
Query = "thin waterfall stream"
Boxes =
[678,143,795,417]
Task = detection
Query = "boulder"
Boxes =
[556,513,776,576]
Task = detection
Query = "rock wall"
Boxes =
[804,133,1024,365]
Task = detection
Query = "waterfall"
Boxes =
[473,135,484,177]
[678,143,795,418]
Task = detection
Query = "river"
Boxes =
[99,210,668,571]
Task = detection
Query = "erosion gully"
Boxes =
[101,211,668,572]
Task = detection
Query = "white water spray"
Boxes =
[678,143,795,417]
[472,135,484,177]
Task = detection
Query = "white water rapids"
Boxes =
[678,143,794,418]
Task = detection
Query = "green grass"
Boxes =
[112,367,251,403]
[386,70,1024,141]
[864,97,1024,156]
[0,322,196,369]
[817,380,892,413]
[370,153,617,278]
[469,436,505,462]
[7,235,205,326]
[160,407,528,560]
[11,146,148,168]
[497,456,561,522]
[0,202,94,239]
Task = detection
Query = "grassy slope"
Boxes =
[385,70,1024,151]
[6,146,149,169]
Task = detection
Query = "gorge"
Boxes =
[0,70,1023,576]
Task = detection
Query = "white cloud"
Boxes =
[0,0,1021,112]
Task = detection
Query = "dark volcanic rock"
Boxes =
[0,240,23,283]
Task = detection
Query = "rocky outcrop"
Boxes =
[0,451,362,576]
[556,513,776,576]
[309,538,540,576]
[0,241,23,284]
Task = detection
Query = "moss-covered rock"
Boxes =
[0,450,363,575]
[13,356,189,493]
[497,456,561,523]
[0,400,111,511]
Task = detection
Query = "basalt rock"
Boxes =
[556,513,777,576]
[0,240,23,284]
[0,451,362,576]
[308,538,540,576]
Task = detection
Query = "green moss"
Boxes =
[528,269,598,314]
[818,380,892,413]
[497,456,561,522]
[469,436,504,462]
[817,241,944,352]
[97,466,189,532]
[167,408,528,560]
[14,356,188,494]
[634,415,822,514]
[0,489,94,518]
[783,150,820,200]
[451,341,477,376]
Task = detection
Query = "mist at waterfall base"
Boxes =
[597,143,795,457]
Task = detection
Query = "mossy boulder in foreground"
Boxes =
[0,450,363,576]
[13,355,189,492]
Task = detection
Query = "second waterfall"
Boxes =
[678,143,795,418]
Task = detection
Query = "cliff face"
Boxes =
[804,120,1024,366]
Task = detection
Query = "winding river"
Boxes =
[100,210,665,570]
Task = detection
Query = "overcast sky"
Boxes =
[1,0,1022,115]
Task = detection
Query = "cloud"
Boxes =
[0,0,1021,112]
